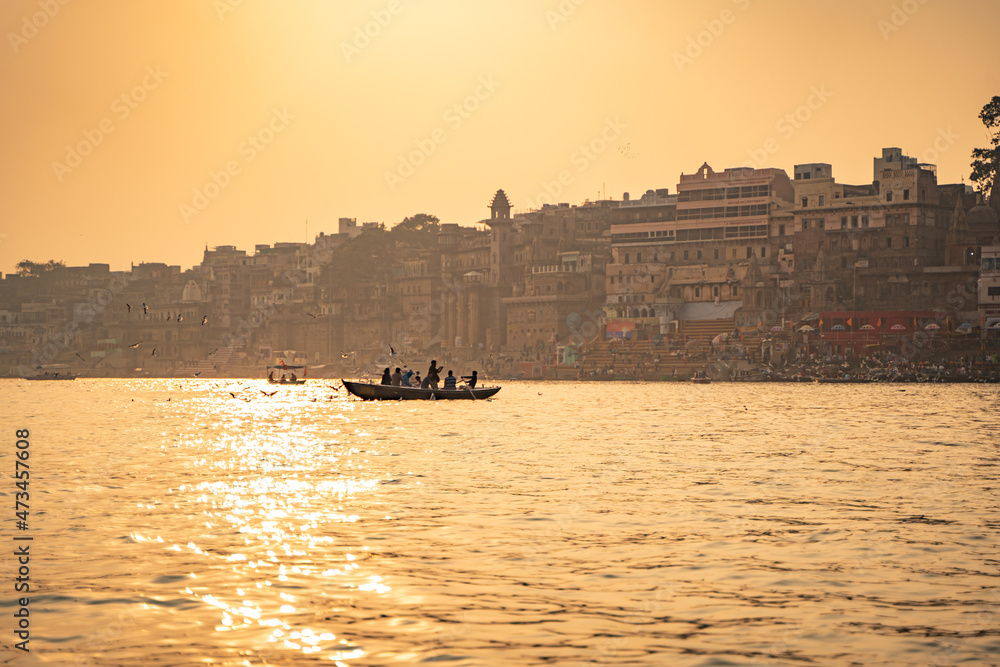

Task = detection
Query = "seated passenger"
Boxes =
[401,367,414,386]
[380,368,392,385]
[443,370,457,389]
[390,367,402,386]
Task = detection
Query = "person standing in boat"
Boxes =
[380,368,392,385]
[443,370,457,389]
[461,370,478,388]
[425,360,443,389]
[390,367,402,386]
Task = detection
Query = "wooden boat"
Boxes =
[266,364,307,385]
[24,373,77,380]
[342,379,501,401]
[691,371,711,384]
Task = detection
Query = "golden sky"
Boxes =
[1,0,998,272]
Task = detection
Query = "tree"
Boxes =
[970,95,1000,198]
[390,214,440,249]
[15,259,65,276]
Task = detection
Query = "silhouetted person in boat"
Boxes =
[290,371,297,382]
[268,370,274,381]
[425,360,443,389]
[443,370,457,389]
[461,370,478,388]
[380,368,392,385]
[401,367,414,387]
[390,367,402,386]
[412,373,422,387]
[280,374,287,382]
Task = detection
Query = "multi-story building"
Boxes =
[981,245,1000,332]
[604,164,795,339]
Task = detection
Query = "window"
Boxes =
[697,249,703,259]
[779,224,786,236]
[624,253,629,264]
[732,285,738,296]
[636,252,642,263]
[732,249,737,258]
[761,247,767,258]
[903,189,909,200]
[683,250,689,260]
[851,215,858,228]
[713,286,720,297]
[714,249,720,260]
[818,219,825,229]
[862,215,869,227]
[988,286,1000,296]
[819,195,825,206]
[801,197,808,207]
[886,191,893,202]
[903,236,909,248]
[887,237,893,248]
[746,247,753,258]
[694,287,701,298]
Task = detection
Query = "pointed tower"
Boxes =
[486,189,513,289]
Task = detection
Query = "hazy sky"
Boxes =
[1,0,998,273]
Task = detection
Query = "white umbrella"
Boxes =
[798,325,815,333]
[924,323,941,331]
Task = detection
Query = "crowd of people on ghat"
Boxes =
[380,360,479,390]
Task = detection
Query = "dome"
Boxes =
[967,203,999,230]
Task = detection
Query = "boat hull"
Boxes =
[342,380,500,400]
[267,378,306,385]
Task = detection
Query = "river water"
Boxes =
[2,378,999,666]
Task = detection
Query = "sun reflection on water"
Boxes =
[125,382,399,664]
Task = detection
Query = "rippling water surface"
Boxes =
[3,378,1000,666]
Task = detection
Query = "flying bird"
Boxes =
[229,391,238,398]
[177,314,183,323]
[341,351,350,358]
[126,303,132,313]
[201,315,208,326]
[307,312,318,318]
[128,340,142,348]
[151,348,156,356]
[260,390,278,397]
[389,345,395,356]
[74,352,86,361]
[142,302,147,315]
[166,313,172,321]
[194,371,202,376]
